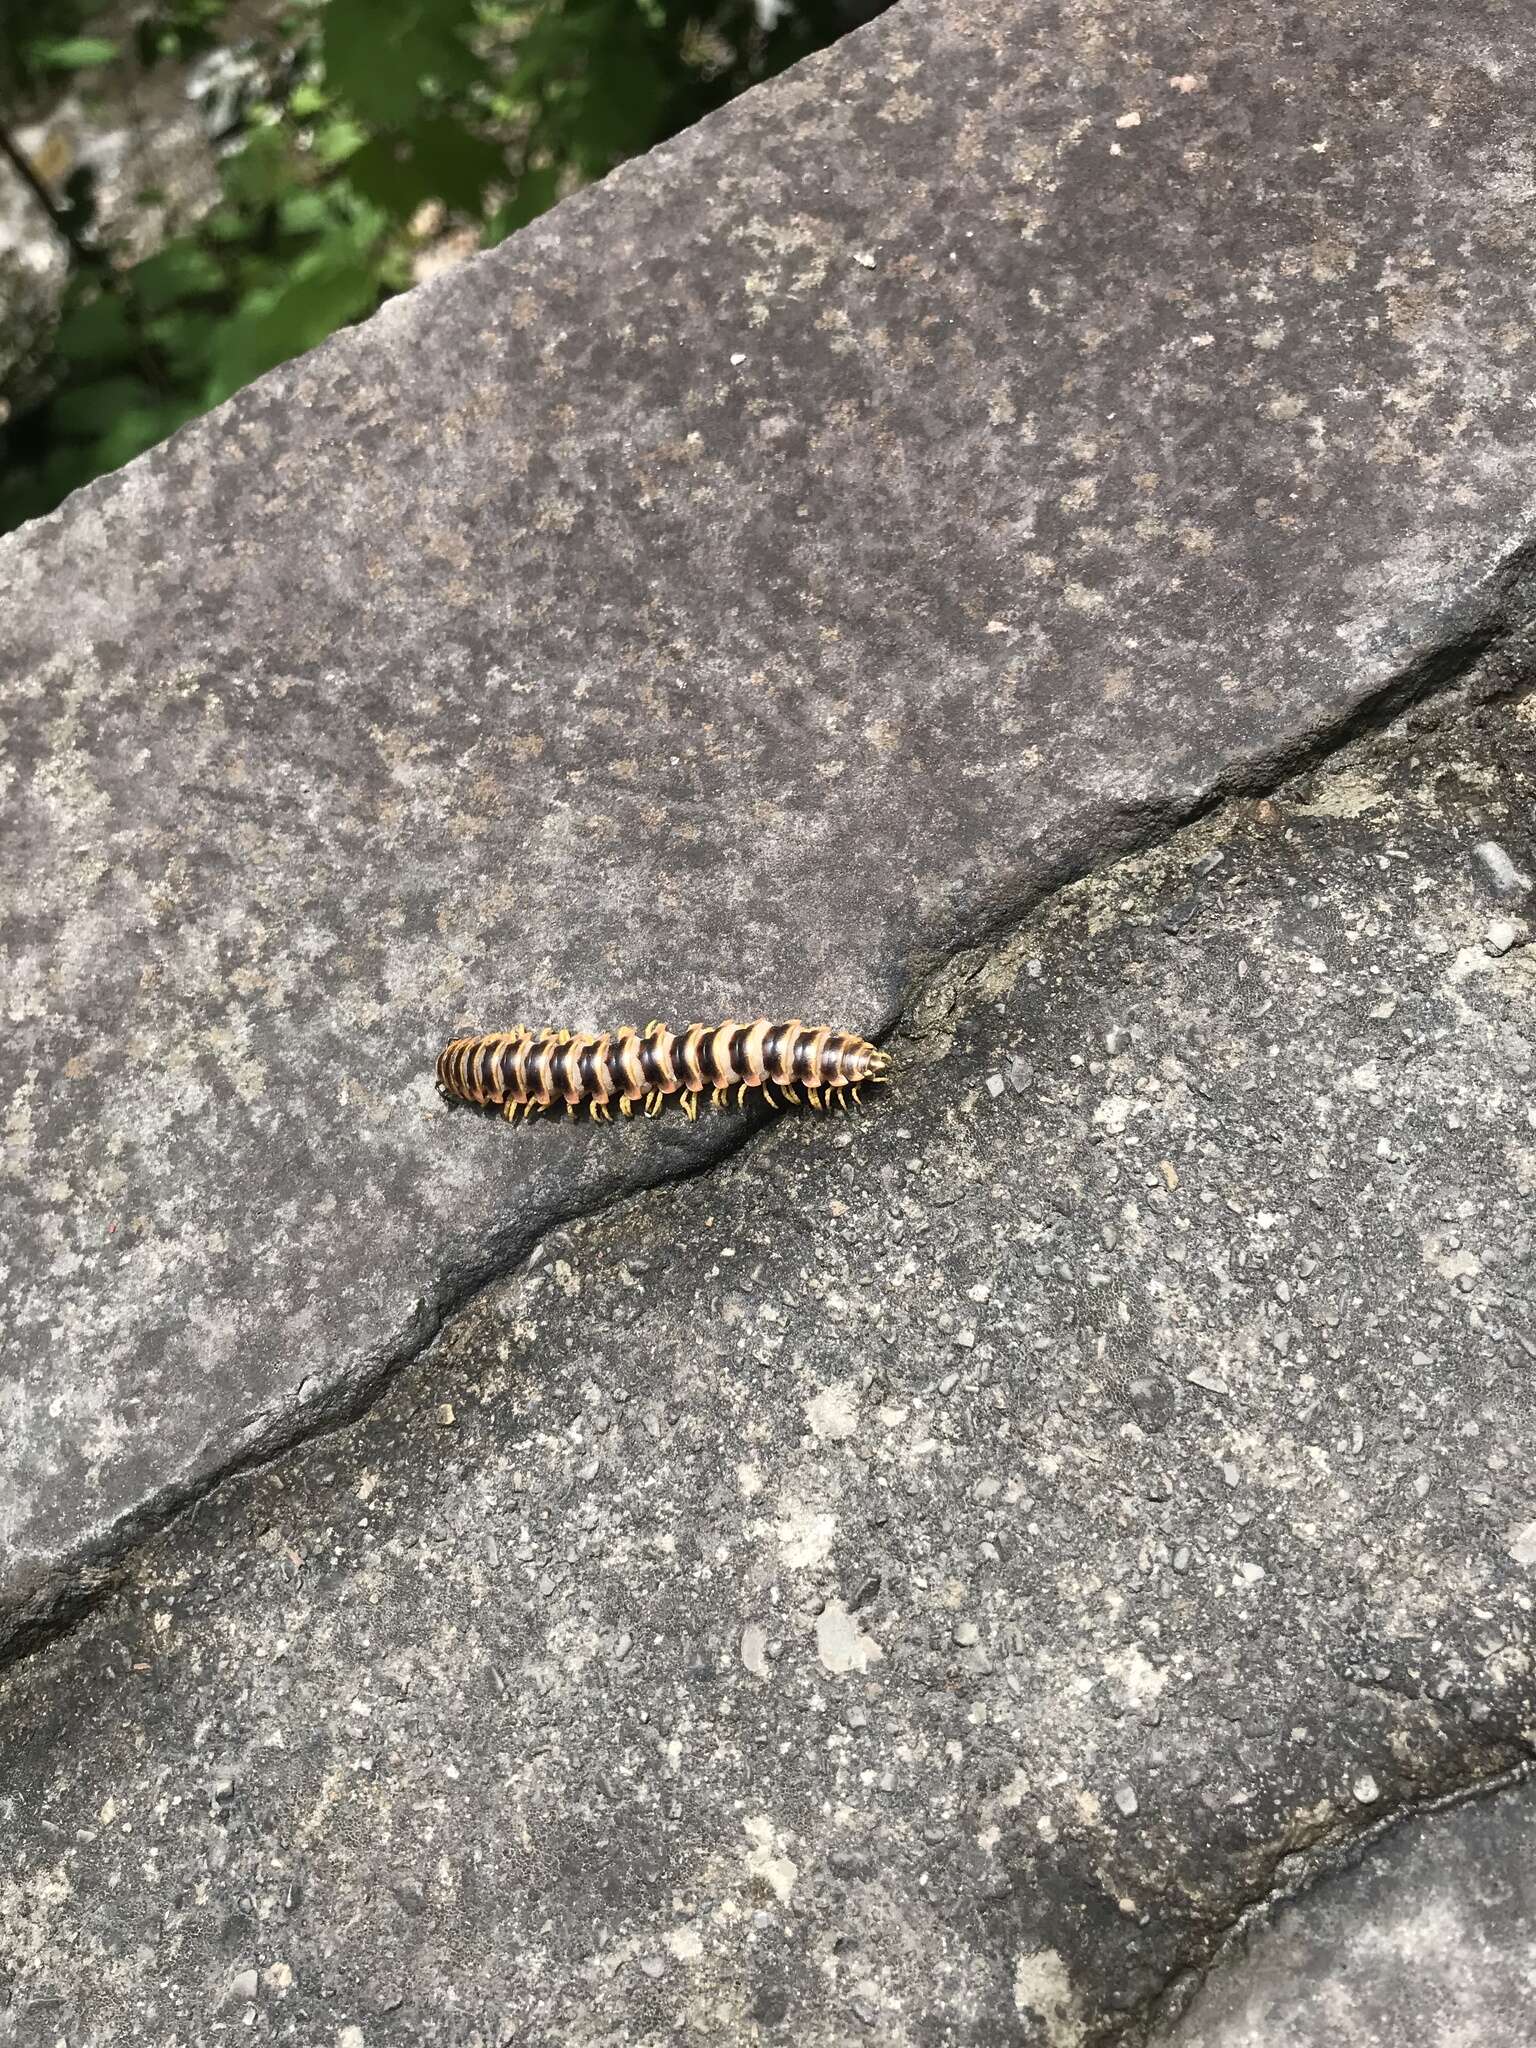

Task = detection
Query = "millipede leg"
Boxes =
[782,1085,800,1105]
[644,1092,664,1118]
[852,1086,863,1106]
[807,1086,823,1111]
[644,1019,665,1035]
[682,1091,699,1123]
[711,1086,727,1110]
[619,1098,634,1118]
[566,1101,577,1119]
[736,1083,751,1108]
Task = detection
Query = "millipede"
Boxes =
[435,1019,890,1122]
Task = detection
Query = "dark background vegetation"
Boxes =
[0,0,880,535]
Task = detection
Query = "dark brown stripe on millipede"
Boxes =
[549,1042,575,1099]
[497,1042,521,1096]
[605,1041,630,1098]
[641,1040,667,1089]
[453,1043,476,1097]
[728,1024,754,1080]
[821,1037,849,1086]
[791,1028,820,1086]
[474,1041,499,1099]
[761,1023,790,1078]
[694,1031,720,1088]
[503,1040,527,1100]
[577,1045,600,1098]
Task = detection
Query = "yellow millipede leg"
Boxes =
[644,1092,664,1118]
[852,1086,863,1105]
[503,1099,519,1122]
[807,1087,823,1110]
[620,1098,634,1118]
[644,1019,665,1035]
[736,1083,751,1108]
[682,1092,699,1123]
[711,1086,727,1109]
[782,1085,800,1105]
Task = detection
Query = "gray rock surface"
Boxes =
[1156,1775,1536,2047]
[6,0,1536,1656]
[2,689,1532,2044]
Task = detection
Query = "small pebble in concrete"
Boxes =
[953,1621,980,1646]
[986,1073,1005,1098]
[1353,1774,1381,1805]
[229,1968,259,2004]
[1007,1056,1033,1094]
[1192,850,1226,878]
[1484,918,1527,957]
[1472,839,1533,899]
[1105,1027,1132,1054]
[435,1403,456,1427]
[1163,897,1201,933]
[1187,1366,1230,1395]
[1113,1782,1139,1817]
[1128,1376,1176,1433]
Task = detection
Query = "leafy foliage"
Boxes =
[0,0,877,533]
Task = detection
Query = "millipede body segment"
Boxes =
[436,1019,890,1122]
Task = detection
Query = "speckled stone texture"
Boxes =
[5,0,1536,1652]
[1155,1776,1536,2047]
[1,690,1532,2044]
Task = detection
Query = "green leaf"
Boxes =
[52,292,135,367]
[93,398,200,471]
[219,123,293,207]
[26,35,120,70]
[483,164,560,245]
[205,255,381,403]
[276,189,336,234]
[321,0,485,126]
[129,243,226,313]
[310,115,368,164]
[346,119,506,222]
[51,374,155,436]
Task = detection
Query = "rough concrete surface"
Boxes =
[1154,1773,1536,2047]
[7,0,1536,1652]
[2,687,1532,2044]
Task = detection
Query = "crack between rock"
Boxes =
[5,529,1535,1676]
[1122,1755,1536,2046]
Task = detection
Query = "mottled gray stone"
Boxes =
[1157,1777,1536,2048]
[6,0,1536,1653]
[1,691,1532,2044]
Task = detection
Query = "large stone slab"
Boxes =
[1,692,1532,2043]
[1156,1776,1536,2046]
[5,0,1536,1654]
